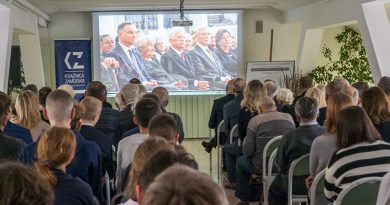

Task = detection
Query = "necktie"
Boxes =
[128,49,146,81]
[206,48,215,63]
[180,52,185,61]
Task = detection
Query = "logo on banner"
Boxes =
[64,52,84,69]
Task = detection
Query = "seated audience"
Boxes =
[116,98,160,192]
[35,127,94,205]
[343,86,359,105]
[38,86,52,124]
[79,96,114,178]
[277,88,295,123]
[143,164,229,205]
[57,84,75,98]
[0,91,25,161]
[352,81,369,105]
[4,120,32,144]
[123,137,175,205]
[223,80,264,189]
[268,97,325,205]
[0,162,53,205]
[149,113,179,143]
[305,87,327,125]
[152,86,185,143]
[264,80,280,110]
[378,76,390,102]
[22,84,39,96]
[361,87,390,142]
[236,96,295,203]
[292,76,313,105]
[324,106,390,202]
[12,90,50,141]
[70,104,84,130]
[20,90,102,200]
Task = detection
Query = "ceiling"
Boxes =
[25,0,323,15]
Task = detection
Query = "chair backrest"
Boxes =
[111,193,125,205]
[288,154,310,204]
[267,149,278,176]
[216,120,225,146]
[229,124,238,144]
[94,196,100,205]
[334,177,382,205]
[262,135,282,177]
[310,169,326,205]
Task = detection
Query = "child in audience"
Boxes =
[148,113,179,143]
[35,127,94,205]
[324,106,390,202]
[143,164,229,205]
[0,162,53,205]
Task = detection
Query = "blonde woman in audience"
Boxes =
[122,137,175,205]
[305,87,327,108]
[13,90,50,141]
[57,84,75,98]
[306,92,354,189]
[277,88,295,117]
[35,127,94,205]
[316,84,326,93]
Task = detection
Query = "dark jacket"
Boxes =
[237,107,258,142]
[4,121,33,144]
[223,94,244,135]
[215,47,238,76]
[208,94,235,129]
[0,130,25,162]
[118,104,136,143]
[95,106,119,147]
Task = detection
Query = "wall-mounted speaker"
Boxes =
[255,21,263,33]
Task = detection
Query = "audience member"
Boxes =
[116,98,160,192]
[0,162,53,205]
[13,90,50,141]
[143,164,229,205]
[264,80,281,110]
[35,127,94,205]
[378,76,390,102]
[149,113,179,143]
[79,96,114,178]
[20,89,103,200]
[0,91,25,162]
[223,79,265,189]
[277,88,295,123]
[70,103,84,130]
[152,86,185,143]
[306,92,354,189]
[57,84,75,98]
[305,87,327,126]
[324,106,390,202]
[85,81,119,146]
[38,86,52,124]
[293,76,313,105]
[129,78,142,84]
[237,96,295,203]
[361,87,390,142]
[268,97,325,205]
[22,84,38,96]
[343,85,359,105]
[223,78,246,138]
[202,79,235,152]
[352,81,369,105]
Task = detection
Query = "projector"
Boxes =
[172,19,193,27]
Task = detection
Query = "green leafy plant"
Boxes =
[308,26,373,84]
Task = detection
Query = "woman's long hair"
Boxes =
[14,90,41,129]
[362,87,390,124]
[240,80,266,113]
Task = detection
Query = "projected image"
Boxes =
[97,12,240,92]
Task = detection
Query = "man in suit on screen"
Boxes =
[189,26,231,89]
[108,21,156,88]
[160,28,208,90]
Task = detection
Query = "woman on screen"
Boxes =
[215,29,238,77]
[134,35,186,89]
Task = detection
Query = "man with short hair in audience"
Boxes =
[116,98,160,192]
[352,81,369,105]
[268,97,325,205]
[85,81,119,146]
[19,89,103,200]
[142,164,229,205]
[202,79,235,152]
[79,96,114,179]
[236,96,295,204]
[152,86,185,143]
[223,78,246,137]
[149,113,179,143]
[293,76,313,105]
[0,92,25,161]
[378,76,390,103]
[22,84,38,96]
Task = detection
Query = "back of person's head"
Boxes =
[226,79,235,94]
[120,83,146,105]
[45,90,74,125]
[316,84,326,93]
[342,86,359,105]
[15,90,41,129]
[325,79,349,100]
[134,98,160,128]
[257,96,276,113]
[233,78,246,95]
[352,81,369,97]
[305,87,327,108]
[129,78,142,84]
[326,92,354,133]
[152,87,169,108]
[361,87,390,124]
[334,77,350,86]
[138,93,160,105]
[295,97,318,122]
[336,106,382,149]
[148,113,178,143]
[70,103,84,130]
[80,96,102,122]
[0,162,53,205]
[378,76,390,95]
[39,87,52,107]
[277,88,294,106]
[125,137,175,200]
[57,84,75,98]
[241,80,266,113]
[35,127,76,186]
[0,91,11,123]
[299,76,313,89]
[22,84,38,96]
[143,164,228,205]
[264,81,278,97]
[86,81,107,101]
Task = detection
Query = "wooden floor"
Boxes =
[182,139,260,205]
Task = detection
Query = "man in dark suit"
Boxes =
[160,28,208,90]
[108,21,156,88]
[85,81,119,146]
[189,27,231,89]
[202,79,235,152]
[223,78,246,136]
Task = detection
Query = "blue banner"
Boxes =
[54,39,91,91]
